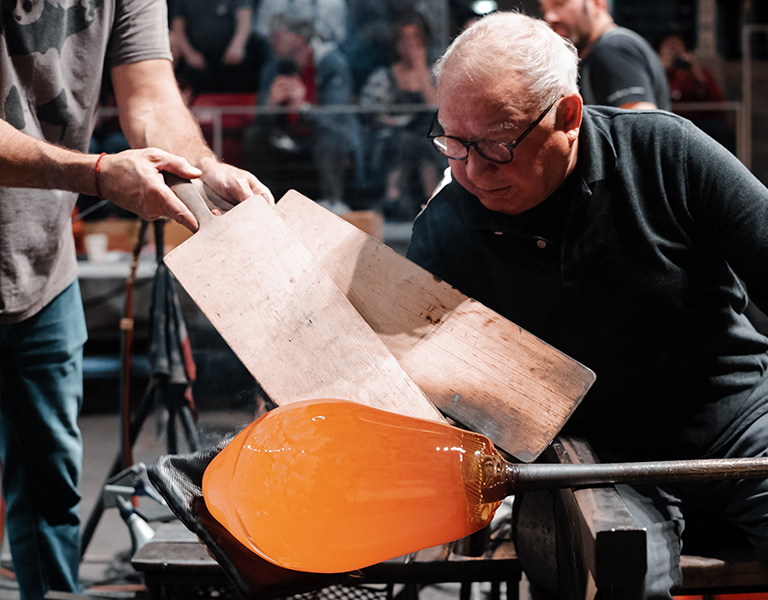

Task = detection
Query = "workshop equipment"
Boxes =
[103,463,168,554]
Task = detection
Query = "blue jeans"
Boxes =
[0,282,87,600]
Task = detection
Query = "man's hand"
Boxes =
[268,75,308,109]
[223,40,246,65]
[96,148,203,230]
[183,47,206,70]
[97,149,274,232]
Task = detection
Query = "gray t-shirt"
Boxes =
[0,0,172,323]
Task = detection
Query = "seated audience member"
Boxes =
[170,0,267,93]
[244,14,363,205]
[657,28,736,152]
[342,0,429,92]
[407,12,768,599]
[360,10,446,220]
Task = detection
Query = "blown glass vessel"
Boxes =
[202,399,505,573]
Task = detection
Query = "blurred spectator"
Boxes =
[658,29,735,153]
[343,0,391,91]
[659,30,724,111]
[343,0,443,94]
[170,0,267,93]
[540,0,670,110]
[360,10,445,220]
[254,0,349,47]
[243,14,363,206]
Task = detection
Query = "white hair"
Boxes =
[434,11,579,111]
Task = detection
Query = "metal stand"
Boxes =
[80,220,200,559]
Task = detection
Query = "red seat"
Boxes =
[191,93,257,130]
[191,93,258,169]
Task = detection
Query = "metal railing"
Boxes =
[191,102,435,159]
[99,99,746,166]
[98,103,436,160]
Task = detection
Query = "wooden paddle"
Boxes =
[164,178,594,461]
[162,175,444,423]
[274,191,595,462]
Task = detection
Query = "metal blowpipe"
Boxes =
[480,455,768,503]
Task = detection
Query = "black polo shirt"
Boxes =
[407,106,768,460]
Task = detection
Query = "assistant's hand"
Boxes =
[94,147,206,231]
[95,148,274,232]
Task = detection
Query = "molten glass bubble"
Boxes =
[202,399,503,573]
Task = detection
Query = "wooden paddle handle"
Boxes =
[163,172,215,229]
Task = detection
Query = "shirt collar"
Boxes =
[577,106,618,187]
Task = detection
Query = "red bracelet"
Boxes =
[94,152,107,199]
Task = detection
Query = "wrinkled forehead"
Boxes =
[437,69,535,136]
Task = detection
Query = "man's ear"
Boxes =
[558,93,583,142]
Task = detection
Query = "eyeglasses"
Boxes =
[427,99,560,164]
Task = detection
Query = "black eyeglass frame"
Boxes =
[427,98,560,164]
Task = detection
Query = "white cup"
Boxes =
[85,233,109,262]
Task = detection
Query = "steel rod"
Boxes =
[507,456,768,494]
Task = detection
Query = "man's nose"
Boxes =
[463,148,496,180]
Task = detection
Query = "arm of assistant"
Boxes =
[0,113,212,230]
[619,101,658,110]
[0,111,210,231]
[108,58,273,229]
[0,118,111,193]
[586,41,667,110]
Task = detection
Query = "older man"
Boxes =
[407,12,768,599]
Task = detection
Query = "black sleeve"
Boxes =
[683,121,768,313]
[582,38,659,107]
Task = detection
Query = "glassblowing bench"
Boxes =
[131,519,522,600]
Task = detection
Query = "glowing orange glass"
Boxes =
[202,399,505,573]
